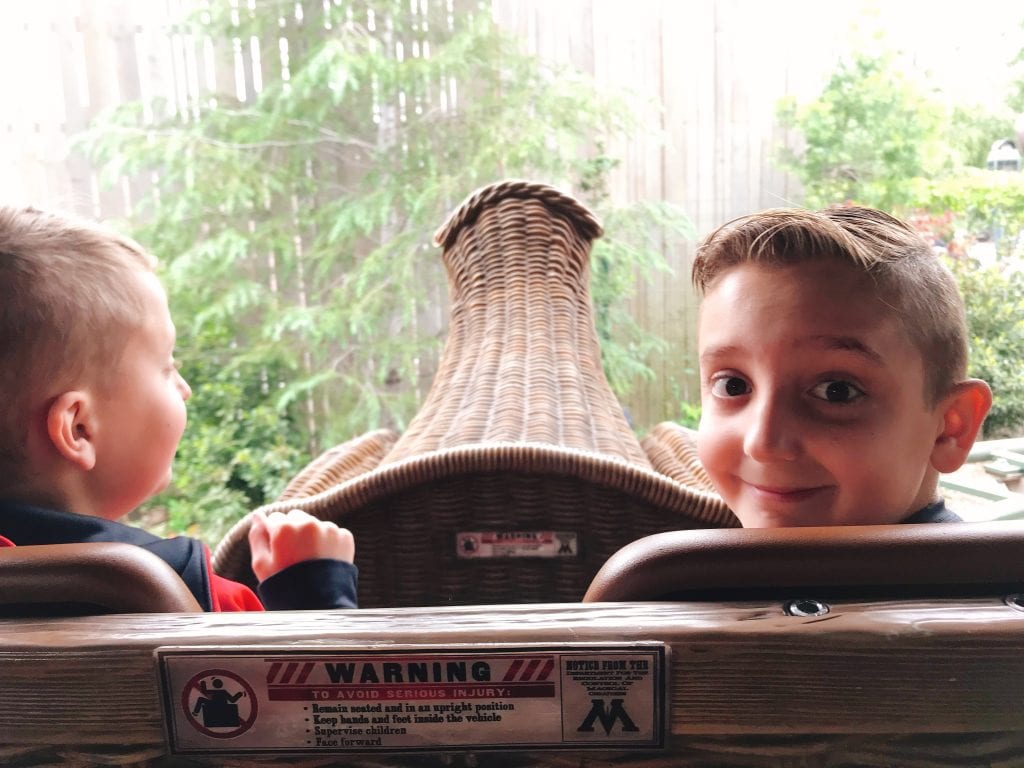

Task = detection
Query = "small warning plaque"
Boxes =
[157,644,665,755]
[455,531,579,558]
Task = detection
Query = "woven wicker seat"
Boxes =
[212,180,736,607]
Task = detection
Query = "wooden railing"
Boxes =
[5,525,1024,765]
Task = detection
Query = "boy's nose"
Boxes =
[742,395,801,463]
[177,373,192,402]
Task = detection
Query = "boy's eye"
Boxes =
[810,380,864,403]
[710,375,751,398]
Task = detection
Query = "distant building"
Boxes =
[986,139,1021,171]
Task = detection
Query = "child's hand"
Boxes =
[248,509,355,582]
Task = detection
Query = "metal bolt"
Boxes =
[784,598,830,617]
[1004,594,1024,613]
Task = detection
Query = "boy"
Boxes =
[691,205,992,528]
[0,205,356,610]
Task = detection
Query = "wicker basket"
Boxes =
[213,180,735,607]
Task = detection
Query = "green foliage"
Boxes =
[919,171,1024,258]
[949,258,1024,437]
[777,50,948,209]
[661,376,701,432]
[949,106,1019,169]
[675,401,701,431]
[82,1,686,544]
[126,323,307,542]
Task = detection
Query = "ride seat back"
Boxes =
[584,521,1024,602]
[0,542,202,615]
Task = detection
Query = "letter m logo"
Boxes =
[576,698,639,735]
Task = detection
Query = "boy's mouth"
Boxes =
[745,482,831,503]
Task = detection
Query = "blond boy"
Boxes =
[691,205,992,527]
[0,205,356,610]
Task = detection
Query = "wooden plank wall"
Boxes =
[1,0,857,429]
[1,0,182,216]
[490,0,853,425]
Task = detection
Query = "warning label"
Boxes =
[181,669,257,739]
[157,644,665,755]
[455,531,579,558]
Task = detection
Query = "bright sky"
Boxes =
[836,0,1024,109]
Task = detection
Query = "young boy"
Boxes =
[691,205,993,528]
[0,204,357,611]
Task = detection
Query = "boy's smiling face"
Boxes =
[696,259,949,527]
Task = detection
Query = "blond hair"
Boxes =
[0,205,156,474]
[692,205,967,403]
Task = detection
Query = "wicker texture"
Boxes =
[384,180,647,466]
[212,180,736,606]
[641,422,718,492]
[277,429,399,501]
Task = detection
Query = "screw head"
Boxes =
[784,598,830,617]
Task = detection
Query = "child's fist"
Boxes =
[248,509,355,582]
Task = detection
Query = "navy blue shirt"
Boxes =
[0,501,357,611]
[902,499,961,524]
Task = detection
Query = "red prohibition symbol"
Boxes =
[181,668,258,738]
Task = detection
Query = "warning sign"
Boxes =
[181,669,257,738]
[455,531,579,558]
[560,655,654,743]
[158,644,665,755]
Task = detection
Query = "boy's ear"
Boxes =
[930,379,993,474]
[46,391,97,471]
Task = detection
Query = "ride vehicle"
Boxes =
[3,182,1023,767]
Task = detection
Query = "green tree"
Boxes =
[155,327,307,542]
[949,106,1020,169]
[950,258,1024,437]
[83,0,689,543]
[777,50,949,210]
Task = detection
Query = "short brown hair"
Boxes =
[0,205,156,474]
[692,205,967,403]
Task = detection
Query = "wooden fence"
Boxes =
[1,0,859,428]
